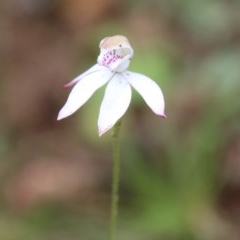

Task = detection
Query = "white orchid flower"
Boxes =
[57,35,166,136]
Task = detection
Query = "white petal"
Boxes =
[58,70,113,120]
[124,71,166,117]
[98,74,132,136]
[63,64,108,88]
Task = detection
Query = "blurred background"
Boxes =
[0,0,240,239]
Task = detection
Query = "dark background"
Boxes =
[0,0,240,239]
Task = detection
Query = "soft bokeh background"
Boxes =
[0,0,240,239]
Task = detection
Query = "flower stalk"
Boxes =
[57,35,166,239]
[108,120,122,240]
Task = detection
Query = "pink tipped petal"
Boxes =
[161,113,167,119]
[57,70,113,120]
[98,74,131,136]
[63,64,108,88]
[124,71,165,117]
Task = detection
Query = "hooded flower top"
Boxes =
[97,35,133,72]
[57,35,166,136]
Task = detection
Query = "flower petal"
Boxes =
[98,74,132,136]
[124,71,166,117]
[63,64,108,88]
[57,70,113,120]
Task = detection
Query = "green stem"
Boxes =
[108,120,122,240]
